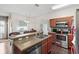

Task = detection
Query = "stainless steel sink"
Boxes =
[36,35,48,39]
[17,37,32,44]
[16,34,48,44]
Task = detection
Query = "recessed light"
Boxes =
[52,4,70,10]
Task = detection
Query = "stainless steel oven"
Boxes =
[56,34,68,48]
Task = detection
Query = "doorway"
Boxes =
[0,16,8,39]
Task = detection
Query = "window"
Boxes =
[0,21,5,38]
[16,20,29,32]
[0,16,8,39]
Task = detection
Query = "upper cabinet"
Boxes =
[50,16,73,28]
[50,19,56,27]
[67,17,73,28]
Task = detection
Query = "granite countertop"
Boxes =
[14,35,52,51]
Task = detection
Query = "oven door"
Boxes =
[56,34,68,48]
[61,35,68,48]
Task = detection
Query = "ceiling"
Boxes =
[0,4,56,17]
[0,4,74,17]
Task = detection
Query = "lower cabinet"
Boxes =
[68,34,76,54]
[41,39,48,54]
[47,36,52,53]
[48,32,56,43]
[41,43,48,54]
[41,36,52,54]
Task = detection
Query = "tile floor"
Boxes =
[51,44,68,54]
[0,39,13,54]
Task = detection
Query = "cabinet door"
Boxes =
[49,32,56,43]
[67,18,73,28]
[68,34,73,46]
[41,43,48,54]
[50,19,56,27]
[47,37,52,53]
[41,39,48,54]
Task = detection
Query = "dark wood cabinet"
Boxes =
[68,34,74,53]
[50,19,56,27]
[41,36,53,54]
[67,19,73,28]
[41,43,48,54]
[49,32,56,44]
[68,34,73,48]
[68,34,73,42]
[50,16,73,28]
[47,36,52,53]
[41,39,48,54]
[68,34,76,54]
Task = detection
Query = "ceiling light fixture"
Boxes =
[35,4,39,7]
[52,4,70,10]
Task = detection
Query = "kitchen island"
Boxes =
[10,32,52,54]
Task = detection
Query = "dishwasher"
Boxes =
[26,43,41,54]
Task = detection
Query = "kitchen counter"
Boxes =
[14,35,52,52]
[9,32,37,39]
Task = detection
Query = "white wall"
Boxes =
[8,13,26,32]
[0,12,51,35]
[0,4,53,33]
[27,14,52,32]
[52,5,78,17]
[7,12,52,33]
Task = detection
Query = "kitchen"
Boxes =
[0,4,78,54]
